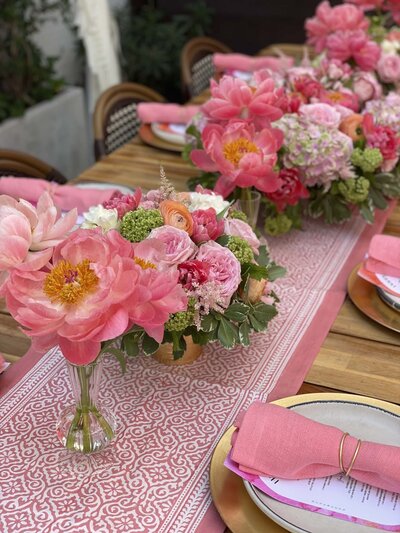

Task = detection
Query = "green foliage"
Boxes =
[0,0,69,122]
[117,1,214,100]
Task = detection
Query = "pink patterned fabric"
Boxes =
[231,402,400,493]
[137,103,200,124]
[0,177,119,214]
[0,206,393,533]
[365,234,400,277]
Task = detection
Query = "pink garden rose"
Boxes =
[0,192,77,294]
[224,218,260,253]
[148,226,196,266]
[266,168,310,212]
[377,53,400,83]
[292,75,324,100]
[103,189,142,218]
[326,29,381,71]
[196,241,241,306]
[178,260,210,290]
[306,1,369,52]
[299,103,341,128]
[363,114,400,171]
[191,120,283,197]
[202,75,287,129]
[353,71,382,102]
[191,208,224,244]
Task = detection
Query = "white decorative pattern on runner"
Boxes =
[0,217,366,533]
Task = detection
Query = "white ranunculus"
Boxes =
[188,192,230,215]
[81,205,119,232]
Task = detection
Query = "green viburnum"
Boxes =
[120,208,163,242]
[165,298,195,332]
[264,213,292,236]
[351,147,383,173]
[228,209,248,222]
[227,236,254,264]
[338,177,370,204]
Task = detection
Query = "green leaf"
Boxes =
[266,264,286,282]
[142,333,160,355]
[255,244,269,267]
[122,333,140,357]
[215,234,230,247]
[253,302,278,324]
[374,173,400,198]
[217,317,239,348]
[191,329,210,345]
[369,187,388,210]
[171,332,187,360]
[359,201,375,224]
[224,303,250,322]
[104,347,127,374]
[248,314,265,332]
[200,313,219,332]
[241,263,269,281]
[238,321,251,346]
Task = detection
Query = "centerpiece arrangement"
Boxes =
[0,172,284,452]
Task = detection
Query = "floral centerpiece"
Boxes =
[0,174,284,451]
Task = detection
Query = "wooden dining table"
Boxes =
[1,130,399,404]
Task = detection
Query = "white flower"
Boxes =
[381,40,400,55]
[81,205,119,232]
[188,192,230,215]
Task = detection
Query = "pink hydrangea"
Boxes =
[191,208,224,244]
[191,119,283,198]
[148,226,196,267]
[326,29,381,71]
[224,218,260,253]
[103,189,142,218]
[306,1,369,52]
[196,241,241,306]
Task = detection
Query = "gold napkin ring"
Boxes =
[339,432,362,476]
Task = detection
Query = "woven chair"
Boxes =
[257,43,314,62]
[0,149,67,184]
[93,82,166,161]
[181,36,232,100]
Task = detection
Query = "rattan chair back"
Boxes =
[0,149,67,183]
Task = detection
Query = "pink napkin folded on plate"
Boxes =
[137,103,200,124]
[213,53,294,73]
[0,177,119,214]
[365,234,400,278]
[230,402,400,493]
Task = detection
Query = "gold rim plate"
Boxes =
[139,124,183,153]
[347,264,400,333]
[210,393,400,533]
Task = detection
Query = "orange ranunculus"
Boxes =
[339,114,364,141]
[159,200,194,236]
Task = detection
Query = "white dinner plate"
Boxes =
[377,287,400,312]
[244,397,400,533]
[151,122,186,145]
[75,182,133,196]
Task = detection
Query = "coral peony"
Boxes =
[326,29,381,71]
[178,260,210,290]
[191,208,225,244]
[224,218,260,253]
[266,168,310,212]
[191,119,283,197]
[159,200,194,236]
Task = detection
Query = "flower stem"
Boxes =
[78,365,93,453]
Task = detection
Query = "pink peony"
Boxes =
[191,120,283,198]
[346,0,384,9]
[178,260,210,290]
[191,208,224,244]
[319,89,360,112]
[299,103,342,128]
[202,75,287,129]
[224,218,260,253]
[306,1,369,52]
[103,188,142,218]
[326,30,381,71]
[363,114,400,171]
[196,241,241,306]
[0,192,77,294]
[148,226,196,267]
[377,53,400,83]
[353,71,382,102]
[265,168,310,212]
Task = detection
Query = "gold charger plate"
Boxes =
[139,123,183,153]
[209,393,400,533]
[347,264,400,333]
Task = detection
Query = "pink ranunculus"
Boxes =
[103,188,142,218]
[224,218,260,253]
[353,71,382,102]
[196,241,241,306]
[326,29,381,71]
[377,53,400,83]
[148,226,196,267]
[299,103,342,128]
[191,120,283,198]
[363,113,400,170]
[191,208,224,244]
[306,1,369,52]
[202,75,287,129]
[178,260,210,290]
[0,192,77,294]
[265,168,310,212]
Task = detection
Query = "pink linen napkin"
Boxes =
[230,402,400,493]
[213,53,294,73]
[365,234,400,278]
[0,177,119,214]
[137,103,200,124]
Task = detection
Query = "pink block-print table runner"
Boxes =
[0,207,393,533]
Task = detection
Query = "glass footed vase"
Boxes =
[238,189,261,229]
[56,357,116,453]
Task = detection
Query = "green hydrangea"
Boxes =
[264,213,292,236]
[338,177,370,204]
[227,236,254,264]
[165,298,195,332]
[351,147,383,173]
[120,208,163,242]
[228,209,248,222]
